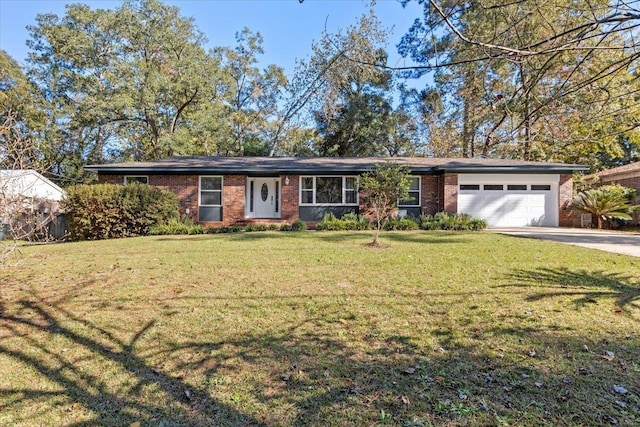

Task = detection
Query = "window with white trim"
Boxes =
[124,176,148,185]
[199,176,222,206]
[300,176,358,205]
[399,176,421,207]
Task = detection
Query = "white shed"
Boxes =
[0,170,67,240]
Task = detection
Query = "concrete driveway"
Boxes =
[490,227,640,258]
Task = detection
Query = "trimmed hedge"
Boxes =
[419,212,487,231]
[65,183,180,240]
[316,211,486,232]
[316,213,370,231]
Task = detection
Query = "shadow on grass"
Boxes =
[1,282,639,425]
[502,267,640,318]
[0,294,265,426]
[383,231,473,245]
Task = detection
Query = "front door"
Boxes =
[247,178,280,219]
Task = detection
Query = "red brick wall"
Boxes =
[422,175,440,215]
[442,174,458,214]
[220,175,245,226]
[281,175,299,222]
[149,175,199,219]
[558,174,574,227]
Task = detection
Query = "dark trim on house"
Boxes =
[85,156,589,176]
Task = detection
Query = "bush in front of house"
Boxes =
[419,212,487,231]
[383,217,419,230]
[316,212,370,231]
[280,219,307,232]
[149,217,204,235]
[65,183,180,240]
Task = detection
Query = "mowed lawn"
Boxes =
[1,231,639,426]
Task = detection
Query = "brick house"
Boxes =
[594,161,640,225]
[85,156,588,228]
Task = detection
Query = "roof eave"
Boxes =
[437,166,589,174]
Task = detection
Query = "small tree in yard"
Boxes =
[359,162,411,246]
[571,184,637,229]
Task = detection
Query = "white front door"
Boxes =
[246,178,280,219]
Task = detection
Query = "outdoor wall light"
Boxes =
[185,208,190,215]
[285,176,290,185]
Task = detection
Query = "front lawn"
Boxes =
[1,231,639,426]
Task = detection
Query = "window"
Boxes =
[507,185,527,191]
[460,184,480,191]
[484,185,504,190]
[301,177,314,204]
[399,177,420,207]
[316,177,342,203]
[345,177,357,204]
[200,176,222,206]
[531,185,551,191]
[299,176,359,205]
[124,176,148,185]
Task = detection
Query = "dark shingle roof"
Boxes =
[85,156,588,175]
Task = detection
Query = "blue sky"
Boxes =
[0,0,424,78]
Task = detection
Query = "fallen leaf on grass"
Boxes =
[612,385,627,395]
[615,400,627,408]
[603,351,615,361]
[130,423,141,427]
[401,395,410,405]
[403,367,416,374]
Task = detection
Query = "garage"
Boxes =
[457,174,559,227]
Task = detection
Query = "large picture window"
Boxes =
[399,176,420,207]
[300,176,358,205]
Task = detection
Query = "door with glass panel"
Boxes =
[247,178,280,218]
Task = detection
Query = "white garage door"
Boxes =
[457,174,559,227]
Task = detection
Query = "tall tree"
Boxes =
[272,9,419,157]
[0,50,47,171]
[26,0,229,182]
[398,0,640,165]
[213,28,287,155]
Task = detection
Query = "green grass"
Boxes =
[1,231,639,426]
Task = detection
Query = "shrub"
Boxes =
[341,212,371,230]
[316,213,345,231]
[281,220,307,232]
[383,217,419,230]
[291,219,307,231]
[149,217,204,235]
[571,185,636,229]
[245,223,268,232]
[419,212,487,231]
[65,183,179,240]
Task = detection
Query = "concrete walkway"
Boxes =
[490,227,640,258]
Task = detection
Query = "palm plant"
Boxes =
[571,187,636,229]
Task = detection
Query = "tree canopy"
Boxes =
[2,0,640,185]
[397,0,640,167]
